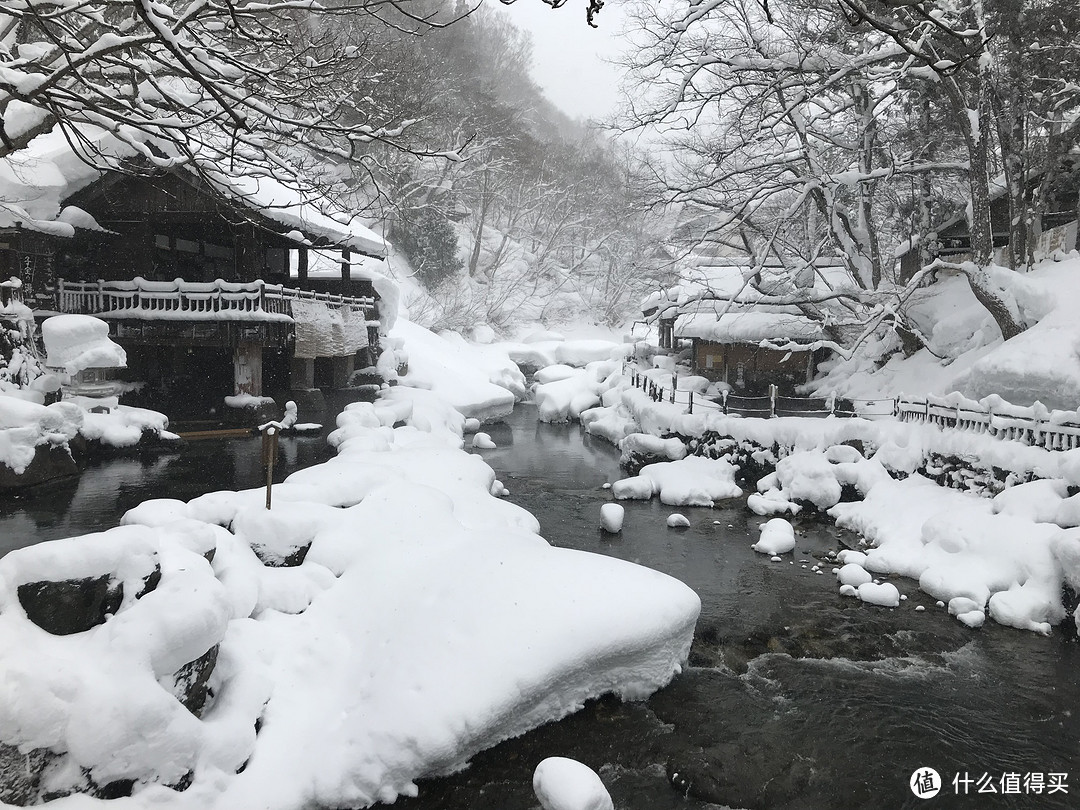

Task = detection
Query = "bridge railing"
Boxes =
[55,278,377,321]
[623,364,1080,450]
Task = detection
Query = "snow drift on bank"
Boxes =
[0,377,699,808]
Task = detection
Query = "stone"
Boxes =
[0,743,51,806]
[17,576,123,635]
[0,444,79,493]
[252,540,311,567]
[167,644,220,716]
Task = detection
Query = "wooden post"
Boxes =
[689,390,694,414]
[769,383,777,418]
[722,390,729,415]
[262,425,278,510]
[297,247,309,283]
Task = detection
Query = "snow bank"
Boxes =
[535,360,623,423]
[392,319,516,421]
[0,371,700,808]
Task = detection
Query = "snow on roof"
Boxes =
[0,126,386,256]
[0,127,120,235]
[201,167,386,258]
[675,311,824,344]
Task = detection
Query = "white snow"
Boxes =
[666,513,690,528]
[535,361,623,423]
[533,757,614,810]
[392,319,517,421]
[857,581,901,608]
[836,563,873,587]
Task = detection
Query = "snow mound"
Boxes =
[858,581,900,607]
[536,360,623,423]
[837,563,873,587]
[612,456,741,507]
[393,319,516,420]
[752,518,796,555]
[666,513,690,529]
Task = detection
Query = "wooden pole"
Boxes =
[262,425,278,509]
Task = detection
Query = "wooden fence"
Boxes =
[625,366,1080,451]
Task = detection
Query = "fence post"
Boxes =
[262,425,279,510]
[670,382,675,404]
[722,390,729,415]
[689,390,694,414]
[97,279,105,312]
[769,383,777,418]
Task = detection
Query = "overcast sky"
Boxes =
[497,0,631,121]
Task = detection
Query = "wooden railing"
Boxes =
[624,365,1080,450]
[55,278,377,321]
[894,393,1080,451]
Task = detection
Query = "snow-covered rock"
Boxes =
[533,757,614,810]
[666,513,690,529]
[600,503,624,534]
[472,432,496,449]
[857,581,900,607]
[751,518,796,555]
[613,456,741,507]
[0,372,701,809]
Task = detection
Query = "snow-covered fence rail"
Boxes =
[895,393,1080,451]
[625,367,887,418]
[55,278,377,322]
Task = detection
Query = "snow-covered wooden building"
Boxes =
[0,128,392,417]
[641,259,851,396]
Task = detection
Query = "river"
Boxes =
[2,402,1077,809]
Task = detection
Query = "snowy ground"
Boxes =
[0,326,700,808]
[812,254,1080,410]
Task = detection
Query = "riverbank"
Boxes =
[0,397,179,493]
[0,371,699,807]
[548,361,1080,637]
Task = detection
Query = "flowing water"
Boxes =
[2,402,1078,809]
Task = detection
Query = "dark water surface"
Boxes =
[3,401,1078,809]
[0,423,334,556]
